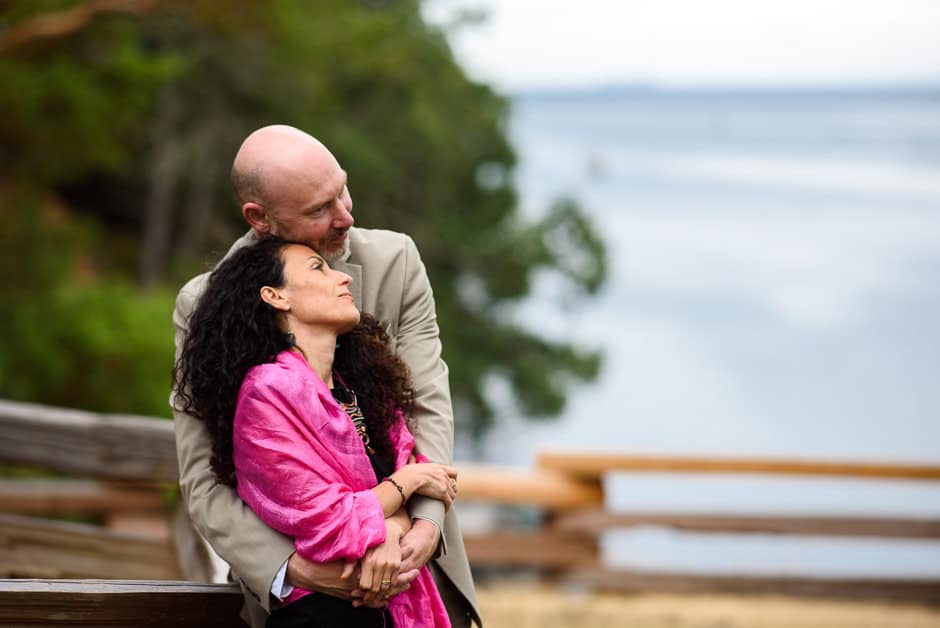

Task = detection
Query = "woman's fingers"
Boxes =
[341,559,357,581]
[378,568,394,597]
[361,547,401,597]
[405,463,463,507]
[358,556,375,592]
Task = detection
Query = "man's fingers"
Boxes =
[341,559,357,581]
[398,568,420,585]
[356,595,388,609]
[399,540,417,573]
[399,549,416,574]
[388,580,412,595]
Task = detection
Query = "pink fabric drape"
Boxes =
[233,350,450,627]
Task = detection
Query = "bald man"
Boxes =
[172,125,480,627]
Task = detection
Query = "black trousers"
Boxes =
[266,593,393,628]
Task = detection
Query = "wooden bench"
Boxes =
[0,579,244,627]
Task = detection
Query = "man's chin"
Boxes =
[320,234,351,263]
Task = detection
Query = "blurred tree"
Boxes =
[0,0,607,440]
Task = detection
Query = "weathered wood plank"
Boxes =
[552,509,940,539]
[0,579,244,627]
[0,514,181,580]
[538,451,940,481]
[564,568,940,605]
[104,512,170,540]
[464,531,599,569]
[0,399,178,481]
[456,464,603,509]
[0,479,165,515]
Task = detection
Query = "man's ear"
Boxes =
[260,286,290,311]
[243,202,271,234]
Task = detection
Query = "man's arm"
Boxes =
[394,236,455,561]
[396,236,455,467]
[173,405,294,609]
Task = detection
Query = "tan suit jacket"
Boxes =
[172,227,480,626]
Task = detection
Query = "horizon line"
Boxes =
[506,81,940,98]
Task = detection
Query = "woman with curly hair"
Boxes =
[174,237,455,628]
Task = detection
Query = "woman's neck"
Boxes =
[291,329,337,387]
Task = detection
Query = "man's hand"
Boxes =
[399,518,441,574]
[286,553,359,600]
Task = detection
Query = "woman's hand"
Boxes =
[392,462,458,510]
[357,519,405,607]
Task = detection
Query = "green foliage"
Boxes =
[0,0,608,438]
[46,281,176,416]
[0,15,179,184]
[0,198,175,417]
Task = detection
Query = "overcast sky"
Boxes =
[424,0,940,90]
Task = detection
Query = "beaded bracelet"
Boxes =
[382,476,406,507]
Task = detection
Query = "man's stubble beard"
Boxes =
[320,229,351,263]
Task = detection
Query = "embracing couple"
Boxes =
[172,125,480,628]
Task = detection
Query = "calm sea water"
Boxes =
[459,88,940,578]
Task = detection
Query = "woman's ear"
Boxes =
[260,286,290,311]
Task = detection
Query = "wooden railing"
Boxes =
[2,397,940,625]
[0,399,212,581]
[0,399,238,626]
[457,453,940,605]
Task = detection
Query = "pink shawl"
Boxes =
[233,350,450,627]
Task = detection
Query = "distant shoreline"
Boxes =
[511,82,940,102]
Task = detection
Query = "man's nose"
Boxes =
[331,200,354,228]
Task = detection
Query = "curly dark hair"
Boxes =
[173,237,415,487]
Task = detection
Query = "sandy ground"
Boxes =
[475,585,940,628]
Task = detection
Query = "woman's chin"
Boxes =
[337,311,361,335]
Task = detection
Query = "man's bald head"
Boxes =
[231,125,331,206]
[231,125,354,260]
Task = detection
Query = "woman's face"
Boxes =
[276,243,360,333]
